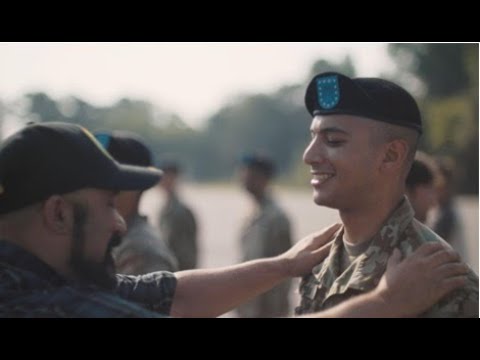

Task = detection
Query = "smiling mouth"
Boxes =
[311,173,334,186]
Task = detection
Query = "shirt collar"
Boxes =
[315,196,415,296]
[0,240,67,288]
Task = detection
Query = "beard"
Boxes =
[69,204,122,291]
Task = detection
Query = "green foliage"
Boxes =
[4,46,476,193]
[388,43,478,194]
[308,55,356,79]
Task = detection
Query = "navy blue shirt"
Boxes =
[0,240,177,318]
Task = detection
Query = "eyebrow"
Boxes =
[310,126,351,136]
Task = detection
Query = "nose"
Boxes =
[303,137,325,166]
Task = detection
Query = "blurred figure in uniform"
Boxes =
[236,153,293,318]
[405,151,439,223]
[157,160,198,271]
[95,131,178,274]
[429,156,467,261]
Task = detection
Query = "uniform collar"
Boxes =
[314,196,415,299]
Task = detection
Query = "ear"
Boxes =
[41,195,74,235]
[380,139,409,173]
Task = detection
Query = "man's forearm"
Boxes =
[171,256,289,318]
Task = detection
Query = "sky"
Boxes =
[0,42,396,128]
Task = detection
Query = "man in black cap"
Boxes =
[94,130,178,274]
[236,153,292,318]
[0,122,469,317]
[296,72,478,317]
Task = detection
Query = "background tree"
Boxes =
[388,43,478,194]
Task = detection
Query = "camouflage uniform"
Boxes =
[113,214,178,275]
[159,193,198,271]
[237,196,292,318]
[296,197,478,318]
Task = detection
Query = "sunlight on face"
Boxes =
[303,115,385,210]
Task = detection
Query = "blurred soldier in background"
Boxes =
[429,156,467,260]
[405,151,439,223]
[236,153,293,318]
[157,160,198,271]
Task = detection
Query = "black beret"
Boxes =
[305,72,422,134]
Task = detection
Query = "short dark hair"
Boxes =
[372,121,420,172]
[406,151,438,190]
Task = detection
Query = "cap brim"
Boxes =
[104,164,163,191]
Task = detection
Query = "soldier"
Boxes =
[296,72,478,318]
[405,151,439,223]
[157,160,198,270]
[94,131,178,274]
[236,153,293,318]
[429,157,465,252]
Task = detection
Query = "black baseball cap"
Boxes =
[94,130,153,167]
[305,72,423,134]
[0,122,162,215]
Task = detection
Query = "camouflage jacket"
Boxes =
[0,240,177,318]
[113,214,179,275]
[295,197,479,318]
[237,196,292,318]
[159,193,198,271]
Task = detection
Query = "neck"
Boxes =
[339,188,404,245]
[166,190,178,203]
[253,191,266,204]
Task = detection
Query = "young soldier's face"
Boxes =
[303,115,384,210]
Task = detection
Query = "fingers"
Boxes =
[438,276,468,297]
[311,241,334,260]
[426,248,460,269]
[386,248,402,270]
[436,262,469,278]
[310,223,341,247]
